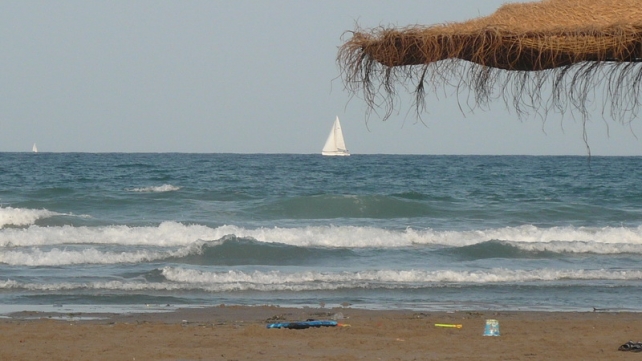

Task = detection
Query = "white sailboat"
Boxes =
[32,143,38,153]
[321,116,350,156]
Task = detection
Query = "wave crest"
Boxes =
[156,267,642,291]
[127,184,181,193]
[0,206,58,228]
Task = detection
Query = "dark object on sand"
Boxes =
[266,320,338,329]
[619,341,642,352]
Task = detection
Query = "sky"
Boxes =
[1,0,641,155]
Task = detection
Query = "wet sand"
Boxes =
[1,306,641,360]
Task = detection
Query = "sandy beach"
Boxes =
[1,306,641,360]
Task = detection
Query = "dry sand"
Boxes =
[1,306,641,360]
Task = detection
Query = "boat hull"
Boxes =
[321,151,350,156]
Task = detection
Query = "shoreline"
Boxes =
[2,305,641,360]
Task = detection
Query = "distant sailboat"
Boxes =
[321,116,350,156]
[32,143,38,153]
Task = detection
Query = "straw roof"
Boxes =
[338,0,642,122]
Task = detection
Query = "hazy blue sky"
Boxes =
[1,0,641,155]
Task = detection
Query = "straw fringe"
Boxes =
[338,0,642,122]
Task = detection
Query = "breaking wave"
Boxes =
[0,206,60,228]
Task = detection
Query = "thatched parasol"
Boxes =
[338,0,642,124]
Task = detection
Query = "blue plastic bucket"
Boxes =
[483,319,500,336]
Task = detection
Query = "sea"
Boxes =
[2,153,642,314]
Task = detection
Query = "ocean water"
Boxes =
[2,153,642,313]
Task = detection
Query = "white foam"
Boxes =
[508,240,642,254]
[0,222,221,247]
[3,223,642,253]
[159,266,642,291]
[3,267,641,293]
[0,280,187,292]
[410,225,642,249]
[0,246,190,266]
[0,206,58,228]
[127,184,181,192]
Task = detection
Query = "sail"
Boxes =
[333,118,348,152]
[322,116,350,156]
[32,143,38,153]
[321,117,350,156]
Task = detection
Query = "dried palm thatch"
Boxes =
[338,0,642,124]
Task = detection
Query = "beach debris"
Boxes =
[483,319,501,336]
[619,341,642,352]
[435,323,462,329]
[266,319,350,329]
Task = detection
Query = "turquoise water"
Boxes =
[1,153,642,312]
